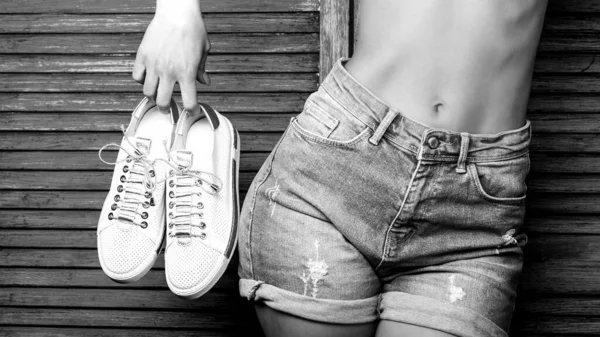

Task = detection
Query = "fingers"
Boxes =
[155,78,175,113]
[142,69,159,101]
[180,77,200,114]
[132,56,146,84]
[196,41,211,86]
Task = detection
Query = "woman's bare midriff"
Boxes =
[344,0,548,134]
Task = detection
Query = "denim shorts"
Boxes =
[237,58,531,337]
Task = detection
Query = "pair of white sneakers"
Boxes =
[97,97,240,299]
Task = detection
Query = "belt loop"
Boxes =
[369,109,400,146]
[456,132,470,174]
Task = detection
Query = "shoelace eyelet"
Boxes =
[169,170,174,176]
[108,213,114,220]
[169,180,175,188]
[169,212,174,219]
[122,166,129,173]
[111,203,117,211]
[200,233,207,240]
[117,185,123,192]
[149,170,155,177]
[197,202,204,209]
[114,195,120,202]
[195,180,202,187]
[120,175,126,183]
[168,222,174,228]
[199,222,206,229]
[169,191,175,198]
[126,157,132,163]
[169,201,174,209]
[142,202,150,209]
[145,192,152,199]
[141,221,148,229]
[141,212,148,219]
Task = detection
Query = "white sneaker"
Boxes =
[97,97,180,283]
[164,103,240,299]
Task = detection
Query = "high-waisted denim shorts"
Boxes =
[237,58,531,337]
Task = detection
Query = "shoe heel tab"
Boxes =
[199,102,220,131]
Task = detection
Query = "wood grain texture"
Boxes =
[2,112,600,133]
[3,132,599,152]
[0,73,317,92]
[0,171,598,194]
[0,132,282,151]
[0,13,319,33]
[0,151,269,171]
[0,93,309,112]
[0,0,319,13]
[3,151,600,173]
[0,33,319,54]
[319,0,350,81]
[0,54,319,73]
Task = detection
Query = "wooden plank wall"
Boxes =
[0,0,322,335]
[1,0,599,336]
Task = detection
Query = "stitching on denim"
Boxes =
[375,148,423,271]
[291,117,372,148]
[467,163,527,205]
[321,84,374,131]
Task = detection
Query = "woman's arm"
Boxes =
[132,0,210,113]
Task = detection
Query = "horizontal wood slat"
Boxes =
[0,54,319,73]
[0,307,240,329]
[0,34,319,54]
[2,152,599,174]
[0,74,318,93]
[0,152,598,174]
[0,54,592,74]
[0,267,237,289]
[0,0,595,14]
[0,171,598,194]
[2,112,600,133]
[0,327,246,337]
[3,94,599,113]
[0,151,269,171]
[0,0,318,13]
[0,248,160,268]
[2,74,600,94]
[0,191,598,213]
[3,211,597,234]
[0,132,281,151]
[4,34,600,54]
[1,14,597,34]
[0,93,309,112]
[0,288,233,309]
[548,0,600,13]
[2,132,599,152]
[0,13,318,33]
[0,171,254,191]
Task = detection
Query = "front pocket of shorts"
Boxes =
[467,154,529,204]
[292,95,372,147]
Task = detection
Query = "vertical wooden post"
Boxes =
[319,0,350,83]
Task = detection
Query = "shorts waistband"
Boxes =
[320,58,531,163]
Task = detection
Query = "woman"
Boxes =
[134,0,548,336]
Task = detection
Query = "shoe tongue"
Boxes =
[174,151,193,169]
[134,137,152,156]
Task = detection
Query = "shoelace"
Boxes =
[164,142,223,239]
[98,126,167,229]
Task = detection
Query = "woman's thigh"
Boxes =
[255,304,377,337]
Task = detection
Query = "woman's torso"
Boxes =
[344,0,548,134]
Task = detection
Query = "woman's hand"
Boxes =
[132,0,210,113]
